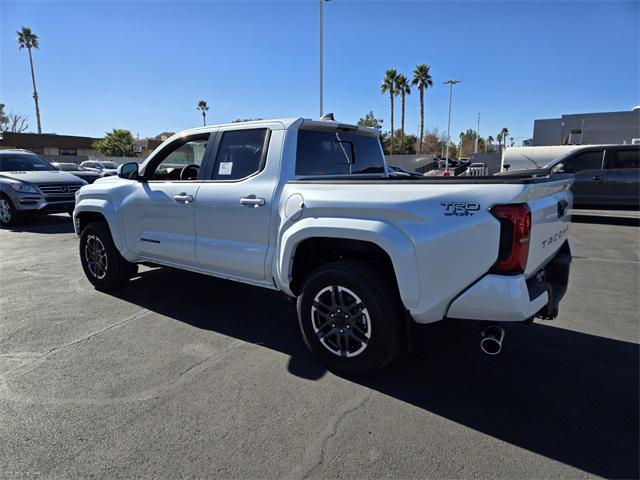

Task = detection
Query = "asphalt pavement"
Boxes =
[0,214,638,479]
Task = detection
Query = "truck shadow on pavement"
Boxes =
[117,267,639,479]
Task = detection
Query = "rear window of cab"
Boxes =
[296,129,385,176]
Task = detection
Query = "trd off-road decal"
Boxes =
[440,202,481,217]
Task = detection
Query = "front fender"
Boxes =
[275,217,419,308]
[74,199,127,255]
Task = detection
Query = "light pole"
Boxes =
[319,0,331,117]
[443,80,461,174]
[474,112,481,154]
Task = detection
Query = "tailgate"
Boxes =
[518,176,573,277]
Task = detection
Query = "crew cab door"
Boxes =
[603,147,640,208]
[195,127,278,281]
[119,133,212,266]
[555,149,605,206]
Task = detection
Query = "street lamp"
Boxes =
[319,0,331,117]
[443,80,461,175]
[474,112,481,154]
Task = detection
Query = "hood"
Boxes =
[0,170,86,184]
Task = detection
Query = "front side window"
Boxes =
[211,129,269,180]
[558,150,603,173]
[0,154,55,172]
[609,149,639,169]
[148,135,210,181]
[296,129,385,176]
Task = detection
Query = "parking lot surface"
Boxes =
[1,214,638,479]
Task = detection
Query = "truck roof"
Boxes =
[166,117,380,141]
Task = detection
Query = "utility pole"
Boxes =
[443,80,461,175]
[319,0,331,117]
[475,112,481,153]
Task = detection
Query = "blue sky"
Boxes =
[1,0,638,142]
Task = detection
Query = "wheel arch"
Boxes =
[276,218,420,309]
[75,200,127,254]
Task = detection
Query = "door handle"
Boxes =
[592,175,602,182]
[240,196,266,208]
[173,193,194,203]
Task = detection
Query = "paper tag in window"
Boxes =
[218,162,233,175]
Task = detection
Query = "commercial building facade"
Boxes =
[532,110,640,146]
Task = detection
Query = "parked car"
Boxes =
[51,162,101,184]
[549,145,639,208]
[0,149,86,226]
[74,117,572,375]
[79,160,118,176]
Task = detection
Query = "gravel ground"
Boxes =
[0,214,638,479]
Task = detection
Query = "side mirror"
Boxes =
[551,163,565,174]
[118,162,140,180]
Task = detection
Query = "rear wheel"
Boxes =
[0,195,21,227]
[79,221,135,290]
[297,260,404,376]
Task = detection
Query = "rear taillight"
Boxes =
[491,204,531,275]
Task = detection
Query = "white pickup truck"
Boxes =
[74,117,572,375]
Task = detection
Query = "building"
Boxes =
[0,131,101,157]
[532,109,640,146]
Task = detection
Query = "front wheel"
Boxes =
[297,260,404,376]
[79,221,134,291]
[0,196,21,227]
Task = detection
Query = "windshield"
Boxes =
[101,161,118,169]
[296,129,385,176]
[0,154,56,172]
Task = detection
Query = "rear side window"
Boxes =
[296,130,385,176]
[608,149,639,169]
[211,129,269,180]
[561,150,603,173]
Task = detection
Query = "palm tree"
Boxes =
[486,135,494,153]
[411,64,433,154]
[17,26,42,134]
[500,127,509,149]
[380,69,398,154]
[196,100,209,126]
[395,74,410,153]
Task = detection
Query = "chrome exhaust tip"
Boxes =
[480,326,505,355]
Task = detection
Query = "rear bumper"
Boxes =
[446,241,572,322]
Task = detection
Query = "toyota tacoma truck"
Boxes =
[74,117,572,375]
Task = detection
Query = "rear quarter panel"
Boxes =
[277,181,530,323]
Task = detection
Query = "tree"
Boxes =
[0,104,29,132]
[232,118,263,123]
[395,74,410,153]
[357,111,383,129]
[498,127,509,149]
[92,129,137,157]
[196,100,209,126]
[17,27,42,134]
[411,64,433,154]
[485,135,494,153]
[382,132,417,155]
[380,69,399,154]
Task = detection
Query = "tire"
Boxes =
[79,221,134,291]
[297,260,404,376]
[0,195,21,227]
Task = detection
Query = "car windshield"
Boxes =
[0,154,56,172]
[101,161,118,169]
